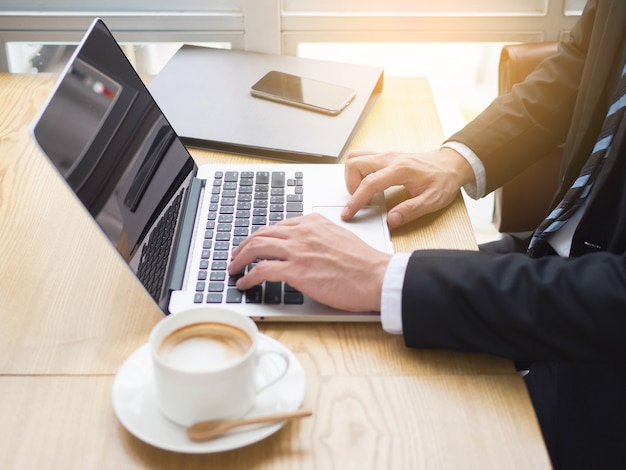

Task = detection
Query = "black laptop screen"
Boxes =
[33,19,196,259]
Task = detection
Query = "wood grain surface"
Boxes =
[0,73,550,469]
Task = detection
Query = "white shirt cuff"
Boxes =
[441,141,486,199]
[380,252,411,335]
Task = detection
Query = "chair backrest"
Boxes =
[499,42,559,94]
[492,42,563,233]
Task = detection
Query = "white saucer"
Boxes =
[112,334,306,453]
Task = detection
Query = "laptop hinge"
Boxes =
[162,177,203,310]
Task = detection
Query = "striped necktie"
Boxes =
[527,59,626,254]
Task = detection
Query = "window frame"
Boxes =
[0,0,581,72]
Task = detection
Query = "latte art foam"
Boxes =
[158,322,252,372]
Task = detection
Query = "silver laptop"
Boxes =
[31,19,392,321]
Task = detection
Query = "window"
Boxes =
[0,0,582,127]
[0,0,582,130]
[0,0,247,73]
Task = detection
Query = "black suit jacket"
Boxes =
[400,1,626,468]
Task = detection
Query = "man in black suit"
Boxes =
[229,1,626,467]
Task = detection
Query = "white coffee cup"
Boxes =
[149,307,289,427]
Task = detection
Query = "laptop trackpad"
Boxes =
[312,206,391,252]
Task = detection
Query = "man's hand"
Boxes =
[342,147,474,229]
[228,214,392,312]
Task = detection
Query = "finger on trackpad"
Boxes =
[312,206,391,252]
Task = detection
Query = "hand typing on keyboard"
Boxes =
[228,213,392,312]
[195,170,306,306]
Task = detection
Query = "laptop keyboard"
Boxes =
[137,189,184,301]
[194,170,305,306]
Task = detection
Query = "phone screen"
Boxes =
[250,71,356,115]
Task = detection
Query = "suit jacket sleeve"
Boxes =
[401,1,626,365]
[401,249,626,363]
[446,0,596,194]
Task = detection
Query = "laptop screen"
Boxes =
[32,19,196,260]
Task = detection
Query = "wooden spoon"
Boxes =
[186,409,312,441]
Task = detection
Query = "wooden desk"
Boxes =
[0,74,550,468]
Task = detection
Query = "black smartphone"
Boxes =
[250,71,356,115]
